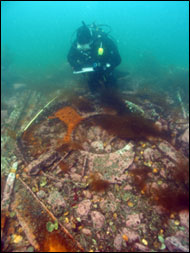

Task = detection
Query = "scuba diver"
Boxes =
[67,22,121,92]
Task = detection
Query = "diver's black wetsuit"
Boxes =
[67,30,121,92]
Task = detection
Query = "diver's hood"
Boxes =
[77,25,92,45]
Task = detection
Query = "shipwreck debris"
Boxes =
[1,161,18,239]
[25,150,61,175]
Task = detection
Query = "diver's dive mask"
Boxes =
[77,42,92,51]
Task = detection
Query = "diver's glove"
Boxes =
[93,62,111,72]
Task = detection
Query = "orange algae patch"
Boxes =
[49,107,83,143]
[41,232,71,252]
[122,234,129,242]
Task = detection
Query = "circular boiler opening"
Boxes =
[72,114,128,154]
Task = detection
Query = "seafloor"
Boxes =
[1,72,189,252]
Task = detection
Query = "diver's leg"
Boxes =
[88,72,102,93]
[104,71,117,91]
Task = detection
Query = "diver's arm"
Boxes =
[67,45,82,71]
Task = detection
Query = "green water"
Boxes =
[1,1,189,94]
